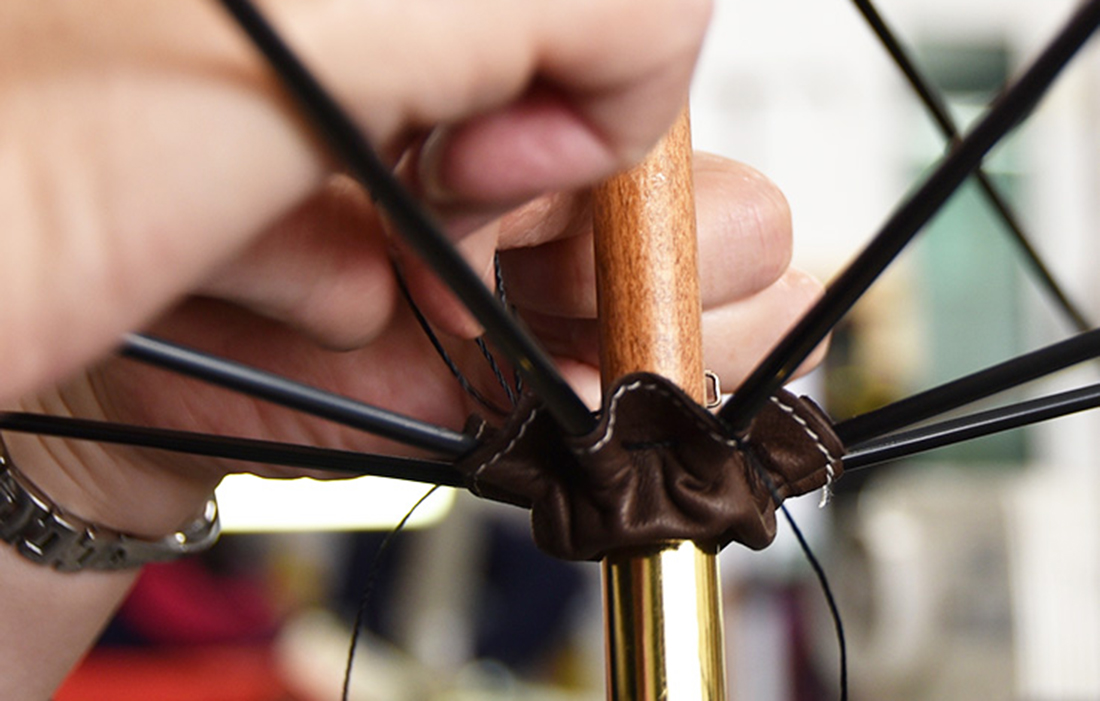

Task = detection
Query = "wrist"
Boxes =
[0,433,220,570]
[1,428,219,539]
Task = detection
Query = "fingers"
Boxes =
[493,152,821,396]
[243,0,717,342]
[516,267,827,392]
[497,155,793,318]
[289,0,713,198]
[693,153,793,305]
[194,150,814,402]
[0,0,713,404]
[197,176,400,350]
[701,267,829,387]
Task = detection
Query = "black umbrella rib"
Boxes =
[0,411,463,487]
[843,382,1100,470]
[216,0,595,436]
[836,327,1100,445]
[122,334,474,457]
[851,0,1091,332]
[719,0,1100,431]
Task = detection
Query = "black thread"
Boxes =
[391,262,511,416]
[493,254,525,398]
[476,336,518,408]
[745,447,848,701]
[342,486,440,701]
[477,255,521,406]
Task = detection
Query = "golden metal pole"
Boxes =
[593,109,727,700]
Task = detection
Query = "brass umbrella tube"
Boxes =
[593,110,727,700]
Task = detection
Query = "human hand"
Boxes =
[6,149,823,540]
[0,5,835,698]
[0,0,713,404]
[0,1,828,541]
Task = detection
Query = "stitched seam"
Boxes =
[471,406,542,495]
[769,395,836,466]
[471,419,489,443]
[585,380,739,454]
[769,395,838,506]
[819,463,837,507]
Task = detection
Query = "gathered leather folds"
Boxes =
[456,373,844,561]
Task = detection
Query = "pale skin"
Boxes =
[0,2,826,698]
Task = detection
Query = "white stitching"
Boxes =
[471,406,542,494]
[768,395,836,464]
[819,464,836,508]
[769,395,838,508]
[475,389,833,482]
[584,380,740,454]
[470,419,489,443]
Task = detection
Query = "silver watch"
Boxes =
[0,442,220,571]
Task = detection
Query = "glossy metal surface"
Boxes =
[603,542,726,700]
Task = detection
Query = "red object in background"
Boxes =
[117,559,279,645]
[56,557,298,700]
[54,644,301,701]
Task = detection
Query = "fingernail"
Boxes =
[417,127,459,205]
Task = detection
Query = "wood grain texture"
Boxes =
[593,109,704,400]
[593,109,727,701]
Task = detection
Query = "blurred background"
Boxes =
[56,0,1100,699]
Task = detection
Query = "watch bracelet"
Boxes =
[0,437,220,571]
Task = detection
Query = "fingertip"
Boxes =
[782,266,827,308]
[701,265,827,387]
[417,86,620,207]
[695,155,793,304]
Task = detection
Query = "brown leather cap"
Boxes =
[458,373,843,561]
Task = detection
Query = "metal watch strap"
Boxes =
[0,442,220,571]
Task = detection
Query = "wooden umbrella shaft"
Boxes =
[593,110,704,389]
[593,110,727,700]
